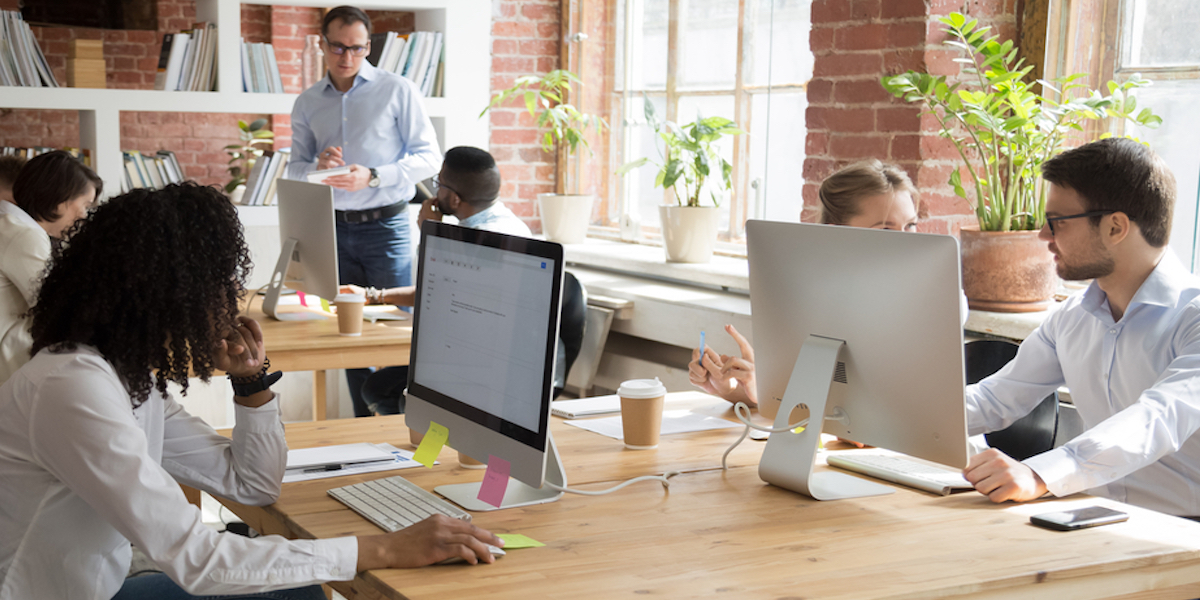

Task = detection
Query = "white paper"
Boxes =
[282,443,431,483]
[306,165,352,183]
[286,441,394,470]
[563,410,741,440]
[552,390,730,419]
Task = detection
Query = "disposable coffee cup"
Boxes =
[618,378,667,449]
[334,293,365,337]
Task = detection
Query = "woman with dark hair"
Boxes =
[0,150,102,384]
[0,183,500,600]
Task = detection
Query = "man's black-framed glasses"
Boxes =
[1046,210,1117,235]
[432,178,462,197]
[324,38,369,56]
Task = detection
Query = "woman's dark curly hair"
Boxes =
[29,183,252,406]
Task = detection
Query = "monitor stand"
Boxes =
[758,334,895,501]
[262,238,324,322]
[435,434,566,512]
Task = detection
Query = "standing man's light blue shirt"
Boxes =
[286,62,440,211]
[966,251,1200,516]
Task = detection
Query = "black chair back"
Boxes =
[555,271,587,398]
[966,339,1059,461]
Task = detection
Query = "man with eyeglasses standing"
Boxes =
[287,5,440,417]
[961,137,1200,518]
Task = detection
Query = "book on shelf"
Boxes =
[153,33,174,90]
[364,30,442,97]
[241,151,272,206]
[156,151,183,184]
[366,32,389,67]
[258,149,290,206]
[420,33,443,97]
[1,10,58,87]
[160,32,189,91]
[265,43,283,93]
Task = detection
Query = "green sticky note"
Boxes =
[496,533,544,549]
[412,422,448,467]
[319,297,331,313]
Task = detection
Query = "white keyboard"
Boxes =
[328,475,472,532]
[826,453,973,496]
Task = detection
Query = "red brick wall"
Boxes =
[803,0,1018,235]
[1,1,560,220]
[488,0,562,225]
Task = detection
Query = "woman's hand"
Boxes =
[356,514,504,570]
[687,324,757,407]
[214,316,265,379]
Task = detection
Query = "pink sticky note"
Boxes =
[296,290,308,307]
[477,455,511,508]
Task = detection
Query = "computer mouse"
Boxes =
[436,543,506,565]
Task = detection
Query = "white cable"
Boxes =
[720,401,809,470]
[545,470,682,496]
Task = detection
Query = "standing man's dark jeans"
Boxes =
[336,212,411,417]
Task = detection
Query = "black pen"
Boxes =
[302,464,346,474]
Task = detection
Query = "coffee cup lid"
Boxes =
[618,377,667,399]
[334,293,365,303]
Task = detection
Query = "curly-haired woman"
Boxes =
[0,183,500,600]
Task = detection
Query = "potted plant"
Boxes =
[223,118,274,204]
[881,12,1161,311]
[482,69,606,244]
[618,99,745,263]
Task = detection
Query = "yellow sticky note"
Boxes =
[496,533,544,549]
[320,297,331,313]
[412,422,448,467]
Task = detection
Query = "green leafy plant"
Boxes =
[481,69,606,192]
[223,118,274,193]
[881,12,1162,232]
[617,99,745,208]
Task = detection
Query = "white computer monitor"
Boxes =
[746,220,970,501]
[404,221,567,511]
[262,180,340,321]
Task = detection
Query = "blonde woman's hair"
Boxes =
[818,160,919,225]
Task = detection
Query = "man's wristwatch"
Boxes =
[368,168,381,188]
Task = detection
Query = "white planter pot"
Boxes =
[659,205,719,263]
[228,184,246,205]
[538,193,594,244]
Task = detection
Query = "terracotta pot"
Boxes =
[960,226,1057,313]
[659,205,720,263]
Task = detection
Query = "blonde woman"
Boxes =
[689,160,921,407]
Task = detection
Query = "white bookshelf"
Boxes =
[0,0,491,197]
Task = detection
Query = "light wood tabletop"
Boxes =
[214,409,1200,600]
[243,295,412,419]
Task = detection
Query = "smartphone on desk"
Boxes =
[1030,506,1129,531]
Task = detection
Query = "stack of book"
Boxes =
[0,10,58,87]
[1,147,89,165]
[240,40,284,93]
[120,150,185,193]
[153,23,219,92]
[239,149,290,206]
[366,30,444,97]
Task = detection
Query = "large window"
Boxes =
[1116,0,1200,270]
[571,0,811,249]
[1049,0,1200,269]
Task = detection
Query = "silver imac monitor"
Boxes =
[262,180,340,320]
[746,220,970,501]
[404,221,567,511]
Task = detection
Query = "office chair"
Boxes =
[555,271,587,399]
[965,339,1059,461]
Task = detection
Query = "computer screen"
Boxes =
[405,221,565,511]
[262,180,340,320]
[746,220,970,500]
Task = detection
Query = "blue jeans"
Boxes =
[336,212,412,417]
[112,573,327,600]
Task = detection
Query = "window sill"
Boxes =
[563,238,750,293]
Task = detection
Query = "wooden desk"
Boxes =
[244,295,412,419]
[217,414,1200,600]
